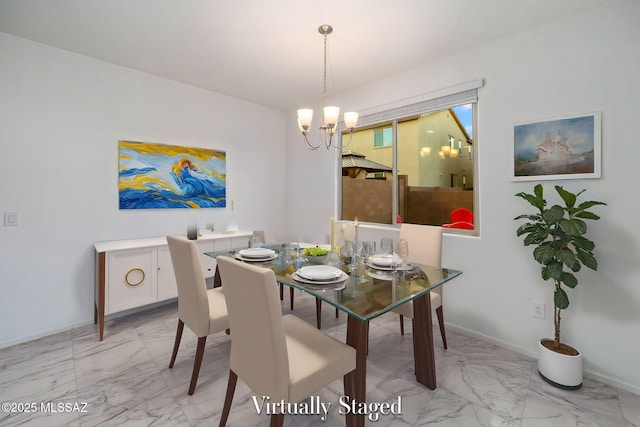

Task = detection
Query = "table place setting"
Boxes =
[291,265,348,286]
[235,247,278,262]
[366,254,411,271]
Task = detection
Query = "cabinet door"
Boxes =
[106,248,157,314]
[157,245,178,301]
[195,240,216,278]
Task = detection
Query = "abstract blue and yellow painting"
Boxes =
[119,140,226,209]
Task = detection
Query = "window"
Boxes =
[338,80,481,231]
[373,128,392,147]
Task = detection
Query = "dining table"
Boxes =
[207,245,461,427]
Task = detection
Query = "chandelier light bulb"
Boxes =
[323,106,340,127]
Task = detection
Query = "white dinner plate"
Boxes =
[292,270,348,285]
[297,265,341,280]
[366,262,412,271]
[238,248,276,258]
[368,254,402,267]
[367,270,394,281]
[235,253,277,262]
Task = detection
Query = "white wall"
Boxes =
[0,33,288,347]
[285,0,640,392]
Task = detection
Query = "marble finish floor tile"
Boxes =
[1,292,638,426]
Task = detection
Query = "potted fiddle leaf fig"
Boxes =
[514,184,606,389]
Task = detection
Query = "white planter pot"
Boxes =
[538,339,582,390]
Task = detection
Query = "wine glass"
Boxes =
[363,241,376,262]
[380,238,393,256]
[396,238,409,269]
[340,241,354,266]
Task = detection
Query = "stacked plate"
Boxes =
[367,254,409,270]
[235,248,277,262]
[292,265,347,285]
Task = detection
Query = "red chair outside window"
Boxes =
[442,208,474,230]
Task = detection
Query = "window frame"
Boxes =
[336,79,483,233]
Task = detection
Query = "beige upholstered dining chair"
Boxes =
[166,236,230,395]
[392,224,448,349]
[216,256,356,427]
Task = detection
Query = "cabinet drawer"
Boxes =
[106,248,157,314]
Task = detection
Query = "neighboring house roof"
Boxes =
[342,151,392,173]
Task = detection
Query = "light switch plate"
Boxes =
[4,211,20,226]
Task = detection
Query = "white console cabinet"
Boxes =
[94,231,252,340]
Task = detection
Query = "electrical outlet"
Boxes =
[532,301,545,319]
[4,211,20,226]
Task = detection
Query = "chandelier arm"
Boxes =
[304,133,322,150]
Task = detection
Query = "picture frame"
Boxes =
[512,112,601,181]
[118,140,226,209]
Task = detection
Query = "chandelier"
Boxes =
[297,25,358,150]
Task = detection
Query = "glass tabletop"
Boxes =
[206,245,462,322]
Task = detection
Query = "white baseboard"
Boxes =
[0,298,178,350]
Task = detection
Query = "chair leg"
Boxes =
[169,319,184,368]
[436,306,447,349]
[188,336,207,395]
[316,298,322,329]
[219,370,238,427]
[399,314,405,335]
[290,287,294,310]
[270,413,284,427]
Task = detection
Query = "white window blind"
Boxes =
[337,79,482,131]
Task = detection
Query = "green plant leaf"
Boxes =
[557,248,579,270]
[514,214,541,221]
[554,287,570,309]
[575,211,600,220]
[534,183,543,200]
[577,248,598,270]
[559,218,587,236]
[572,235,595,251]
[561,271,578,288]
[577,200,607,211]
[555,186,576,209]
[534,243,555,264]
[547,261,564,280]
[516,223,539,237]
[541,266,550,281]
[543,205,565,223]
[515,192,545,211]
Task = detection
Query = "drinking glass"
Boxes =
[396,238,409,267]
[363,241,376,261]
[380,237,393,256]
[340,241,354,265]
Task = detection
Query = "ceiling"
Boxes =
[0,0,610,111]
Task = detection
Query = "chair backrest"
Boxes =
[398,224,443,267]
[216,256,290,401]
[252,230,265,243]
[450,208,473,223]
[167,236,210,337]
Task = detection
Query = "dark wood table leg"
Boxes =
[315,298,322,329]
[345,316,367,427]
[412,292,436,389]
